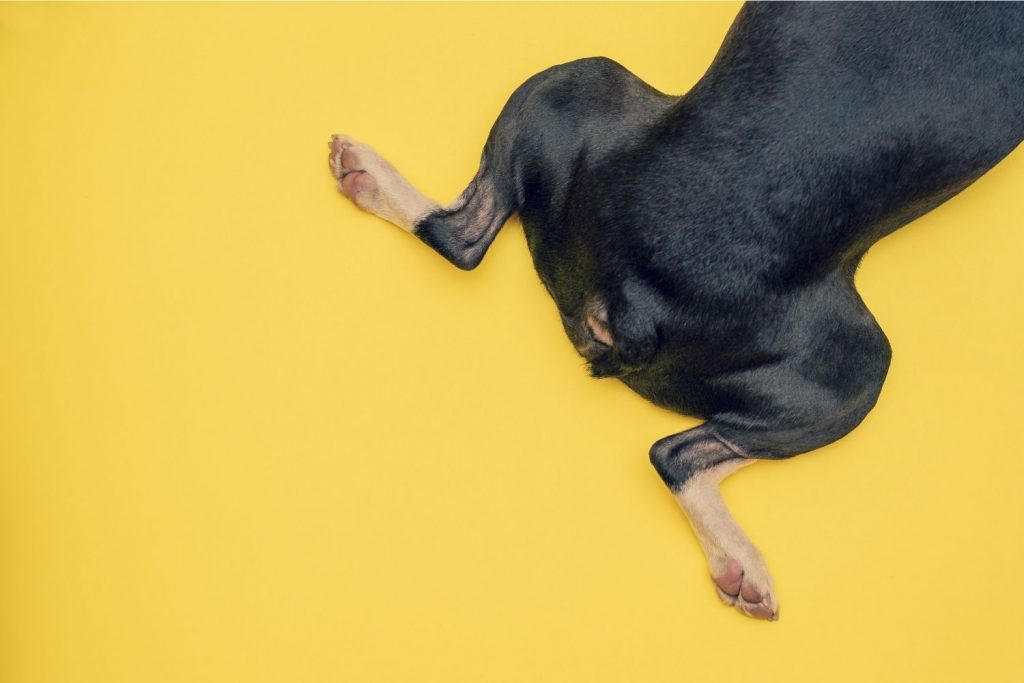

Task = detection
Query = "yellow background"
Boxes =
[2,3,1022,681]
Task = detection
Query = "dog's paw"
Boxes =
[327,134,437,231]
[328,134,382,206]
[710,555,779,621]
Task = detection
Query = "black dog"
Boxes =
[328,3,1024,620]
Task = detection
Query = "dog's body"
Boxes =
[329,3,1024,620]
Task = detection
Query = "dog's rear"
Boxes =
[329,3,1024,619]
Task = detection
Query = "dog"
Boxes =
[328,3,1024,620]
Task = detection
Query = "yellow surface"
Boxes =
[1,3,1022,681]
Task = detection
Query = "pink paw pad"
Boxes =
[712,557,778,622]
[328,134,378,200]
[713,559,744,597]
[341,170,377,200]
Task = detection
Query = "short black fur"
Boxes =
[414,3,1024,489]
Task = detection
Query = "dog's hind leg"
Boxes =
[329,57,673,271]
[649,425,779,621]
[328,130,517,271]
[649,298,891,621]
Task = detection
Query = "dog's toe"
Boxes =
[341,170,377,200]
[713,558,744,597]
[711,553,778,621]
[328,134,355,178]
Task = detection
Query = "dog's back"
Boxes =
[656,2,1024,263]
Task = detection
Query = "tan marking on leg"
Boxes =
[675,459,779,621]
[328,134,441,232]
